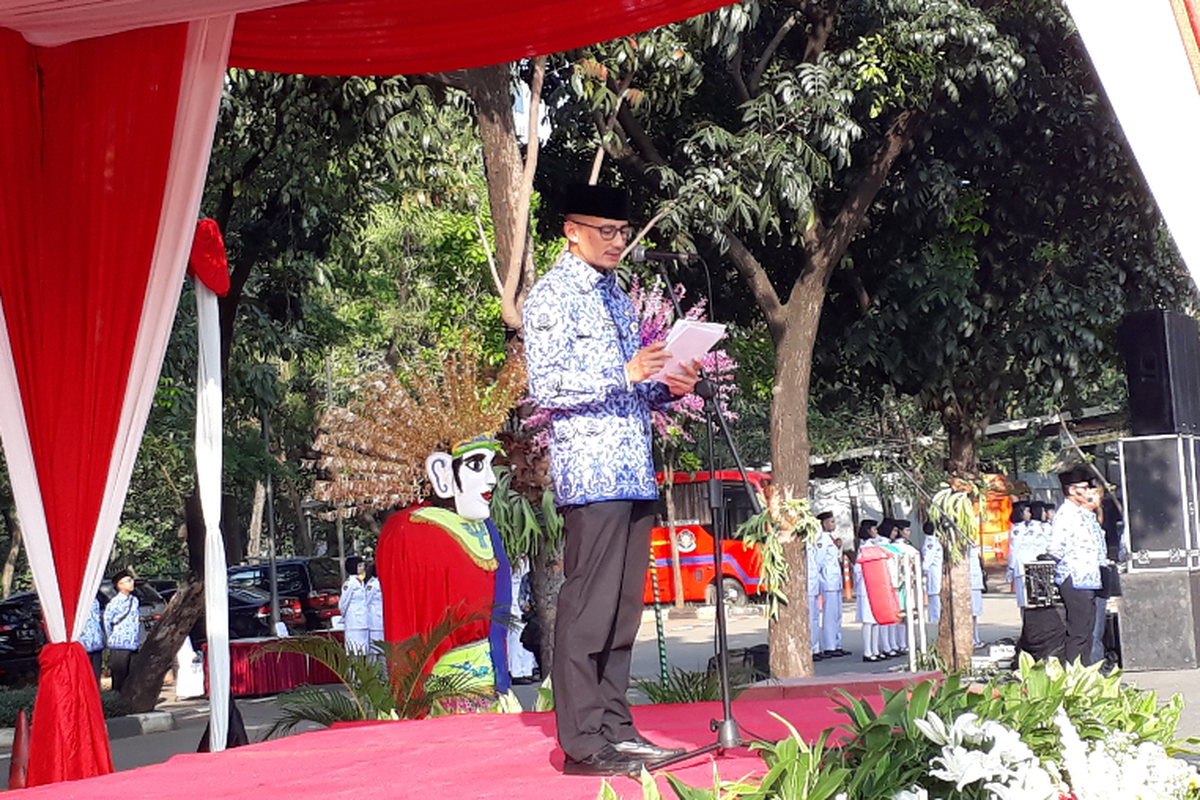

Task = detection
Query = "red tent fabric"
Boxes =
[0,23,189,784]
[230,0,732,74]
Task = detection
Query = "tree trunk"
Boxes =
[663,467,686,609]
[121,491,232,711]
[1,505,19,600]
[937,557,975,670]
[284,478,313,556]
[530,539,564,676]
[461,64,537,315]
[937,414,983,669]
[767,286,824,679]
[248,480,265,559]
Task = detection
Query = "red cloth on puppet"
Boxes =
[377,505,496,668]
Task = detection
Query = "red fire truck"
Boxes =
[643,470,772,605]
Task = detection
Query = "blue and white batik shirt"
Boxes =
[524,253,673,507]
[103,592,140,651]
[1047,501,1105,590]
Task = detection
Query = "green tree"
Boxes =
[810,0,1191,664]
[544,0,1025,674]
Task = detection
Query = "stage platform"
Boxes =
[25,672,939,799]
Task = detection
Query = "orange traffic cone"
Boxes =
[8,707,29,789]
[842,554,853,601]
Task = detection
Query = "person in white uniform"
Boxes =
[815,512,848,658]
[922,521,943,626]
[339,558,371,655]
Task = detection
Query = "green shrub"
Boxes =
[633,667,753,705]
[0,686,129,727]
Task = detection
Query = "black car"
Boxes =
[0,592,46,686]
[0,582,169,685]
[227,557,342,630]
[160,584,306,643]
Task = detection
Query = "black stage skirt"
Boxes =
[1018,606,1067,662]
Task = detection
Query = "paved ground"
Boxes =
[2,587,1198,783]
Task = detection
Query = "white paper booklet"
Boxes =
[649,320,726,382]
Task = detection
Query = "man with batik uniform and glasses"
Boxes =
[524,184,700,777]
[1047,465,1107,664]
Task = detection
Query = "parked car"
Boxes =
[0,592,46,686]
[227,557,342,630]
[0,581,168,686]
[160,585,306,643]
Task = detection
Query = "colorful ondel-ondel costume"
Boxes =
[310,349,526,711]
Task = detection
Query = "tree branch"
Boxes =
[800,0,840,64]
[500,56,546,331]
[730,41,751,104]
[749,13,799,96]
[722,226,785,333]
[811,108,924,281]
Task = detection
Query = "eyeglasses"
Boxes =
[570,220,634,241]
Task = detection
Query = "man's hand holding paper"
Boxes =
[625,320,726,396]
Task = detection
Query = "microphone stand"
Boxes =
[646,259,764,770]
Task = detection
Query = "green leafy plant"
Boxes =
[737,487,819,618]
[489,465,562,558]
[633,666,753,705]
[974,652,1198,759]
[0,687,129,727]
[260,606,494,738]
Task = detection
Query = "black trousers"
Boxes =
[1059,577,1096,665]
[553,500,653,760]
[109,648,134,692]
[88,650,103,686]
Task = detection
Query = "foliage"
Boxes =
[737,487,819,617]
[0,687,129,727]
[632,657,1200,799]
[260,607,494,738]
[812,0,1192,474]
[489,466,562,559]
[928,485,980,561]
[632,666,750,706]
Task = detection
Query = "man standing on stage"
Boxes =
[524,184,700,777]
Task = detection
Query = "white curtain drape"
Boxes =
[196,281,230,750]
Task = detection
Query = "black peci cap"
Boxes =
[563,184,630,220]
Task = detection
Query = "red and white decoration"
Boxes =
[0,0,1197,789]
[0,0,737,787]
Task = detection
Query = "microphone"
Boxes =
[629,245,698,263]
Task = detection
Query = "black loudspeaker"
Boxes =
[1119,310,1200,436]
[1119,571,1200,671]
[1119,436,1195,563]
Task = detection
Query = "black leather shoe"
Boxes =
[612,735,685,762]
[823,649,850,658]
[812,651,825,661]
[563,744,645,776]
[863,654,881,662]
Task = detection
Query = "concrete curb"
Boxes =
[0,710,176,748]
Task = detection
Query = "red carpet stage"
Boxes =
[23,674,937,799]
